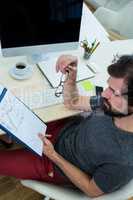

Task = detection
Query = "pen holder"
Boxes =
[80,39,100,60]
[83,51,91,60]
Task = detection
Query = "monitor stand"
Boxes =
[1,42,78,63]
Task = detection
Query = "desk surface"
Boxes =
[0,55,82,135]
[1,39,132,135]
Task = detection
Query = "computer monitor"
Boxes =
[0,0,83,58]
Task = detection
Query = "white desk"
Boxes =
[89,39,133,71]
[1,39,132,135]
[0,42,112,131]
[86,39,133,88]
[0,55,82,136]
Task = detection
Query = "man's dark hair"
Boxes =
[107,55,133,106]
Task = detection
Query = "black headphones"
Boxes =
[123,79,133,106]
[127,79,133,106]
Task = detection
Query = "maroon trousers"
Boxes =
[0,119,71,185]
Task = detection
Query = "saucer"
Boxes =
[9,66,33,80]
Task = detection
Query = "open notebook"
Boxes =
[0,85,47,156]
[37,55,94,88]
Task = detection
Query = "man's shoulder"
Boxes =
[87,113,113,128]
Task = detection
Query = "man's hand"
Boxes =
[38,134,103,197]
[38,133,57,160]
[56,54,78,74]
[56,55,79,105]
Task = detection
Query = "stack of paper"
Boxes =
[0,85,47,156]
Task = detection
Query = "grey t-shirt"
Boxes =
[55,114,133,193]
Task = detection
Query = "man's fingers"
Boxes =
[38,133,45,141]
[45,134,52,138]
[67,65,77,72]
[56,55,77,73]
[56,64,67,74]
[38,133,51,144]
[38,133,52,138]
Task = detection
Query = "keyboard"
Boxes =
[11,85,63,109]
[11,79,95,110]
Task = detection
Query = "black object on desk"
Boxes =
[95,86,103,96]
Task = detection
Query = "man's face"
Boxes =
[101,77,128,117]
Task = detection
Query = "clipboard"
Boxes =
[0,85,47,156]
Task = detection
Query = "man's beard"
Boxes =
[102,98,132,118]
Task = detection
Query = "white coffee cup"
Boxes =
[14,62,29,76]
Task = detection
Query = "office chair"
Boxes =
[93,1,133,39]
[84,0,132,11]
[21,178,133,200]
[84,0,103,9]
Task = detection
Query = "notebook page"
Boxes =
[0,88,47,156]
[37,55,94,88]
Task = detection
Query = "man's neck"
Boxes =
[114,114,133,133]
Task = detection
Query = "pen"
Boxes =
[91,39,96,50]
[90,42,100,54]
[86,64,97,74]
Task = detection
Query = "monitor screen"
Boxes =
[0,0,83,57]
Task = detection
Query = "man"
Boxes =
[0,54,133,198]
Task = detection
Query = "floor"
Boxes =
[0,141,133,200]
[0,142,43,200]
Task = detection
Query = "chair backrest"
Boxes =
[116,1,133,38]
[94,1,133,38]
[84,0,108,10]
[85,0,132,11]
[104,0,133,11]
[94,7,118,31]
[21,179,133,200]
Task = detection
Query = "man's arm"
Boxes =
[56,55,92,112]
[51,150,104,197]
[39,135,104,198]
[64,73,91,110]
